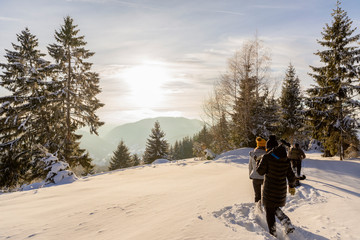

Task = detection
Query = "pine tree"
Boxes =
[230,58,257,147]
[0,28,54,188]
[228,39,273,148]
[231,68,273,148]
[279,63,304,143]
[253,89,280,141]
[169,137,195,160]
[109,140,132,170]
[211,113,229,154]
[168,141,178,160]
[180,137,194,159]
[47,16,104,170]
[131,153,141,166]
[305,1,360,159]
[143,121,169,164]
[193,125,212,148]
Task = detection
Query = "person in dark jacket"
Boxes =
[288,143,306,178]
[257,141,296,237]
[266,134,278,152]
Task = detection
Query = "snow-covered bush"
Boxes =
[193,142,216,160]
[344,144,359,159]
[204,149,216,160]
[152,159,170,164]
[21,150,78,191]
[42,153,78,185]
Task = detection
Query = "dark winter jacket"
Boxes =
[287,146,306,160]
[257,145,296,208]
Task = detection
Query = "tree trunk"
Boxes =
[66,49,72,162]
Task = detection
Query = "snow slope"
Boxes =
[0,149,359,240]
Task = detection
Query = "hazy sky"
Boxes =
[1,0,360,125]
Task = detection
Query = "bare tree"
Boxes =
[202,36,273,149]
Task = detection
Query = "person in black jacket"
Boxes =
[266,134,278,152]
[257,139,296,237]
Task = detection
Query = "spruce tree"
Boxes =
[169,138,195,160]
[168,141,178,160]
[211,113,229,153]
[143,121,169,164]
[254,89,280,141]
[193,125,212,148]
[47,16,104,170]
[109,140,132,170]
[231,68,258,147]
[0,28,54,188]
[305,1,360,159]
[231,77,277,147]
[228,39,273,148]
[279,63,304,143]
[131,153,141,166]
[172,136,194,160]
[180,137,194,159]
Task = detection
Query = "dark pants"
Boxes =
[265,206,292,236]
[252,179,263,202]
[290,159,302,176]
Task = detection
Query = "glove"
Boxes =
[280,139,291,147]
[289,187,295,195]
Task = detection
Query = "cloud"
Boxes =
[251,4,301,10]
[92,18,323,123]
[162,80,193,91]
[208,10,244,16]
[95,64,128,78]
[0,16,21,22]
[65,0,160,10]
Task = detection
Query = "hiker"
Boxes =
[249,137,266,206]
[288,143,306,178]
[257,139,296,237]
[266,135,278,152]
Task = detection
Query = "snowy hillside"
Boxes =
[0,149,359,240]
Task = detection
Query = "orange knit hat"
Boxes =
[256,137,266,147]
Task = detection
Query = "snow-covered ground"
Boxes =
[0,148,359,240]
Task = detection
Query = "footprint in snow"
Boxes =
[213,185,327,240]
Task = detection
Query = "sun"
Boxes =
[121,62,171,107]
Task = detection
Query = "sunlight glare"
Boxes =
[121,62,171,107]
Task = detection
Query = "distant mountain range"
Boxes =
[77,117,204,165]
